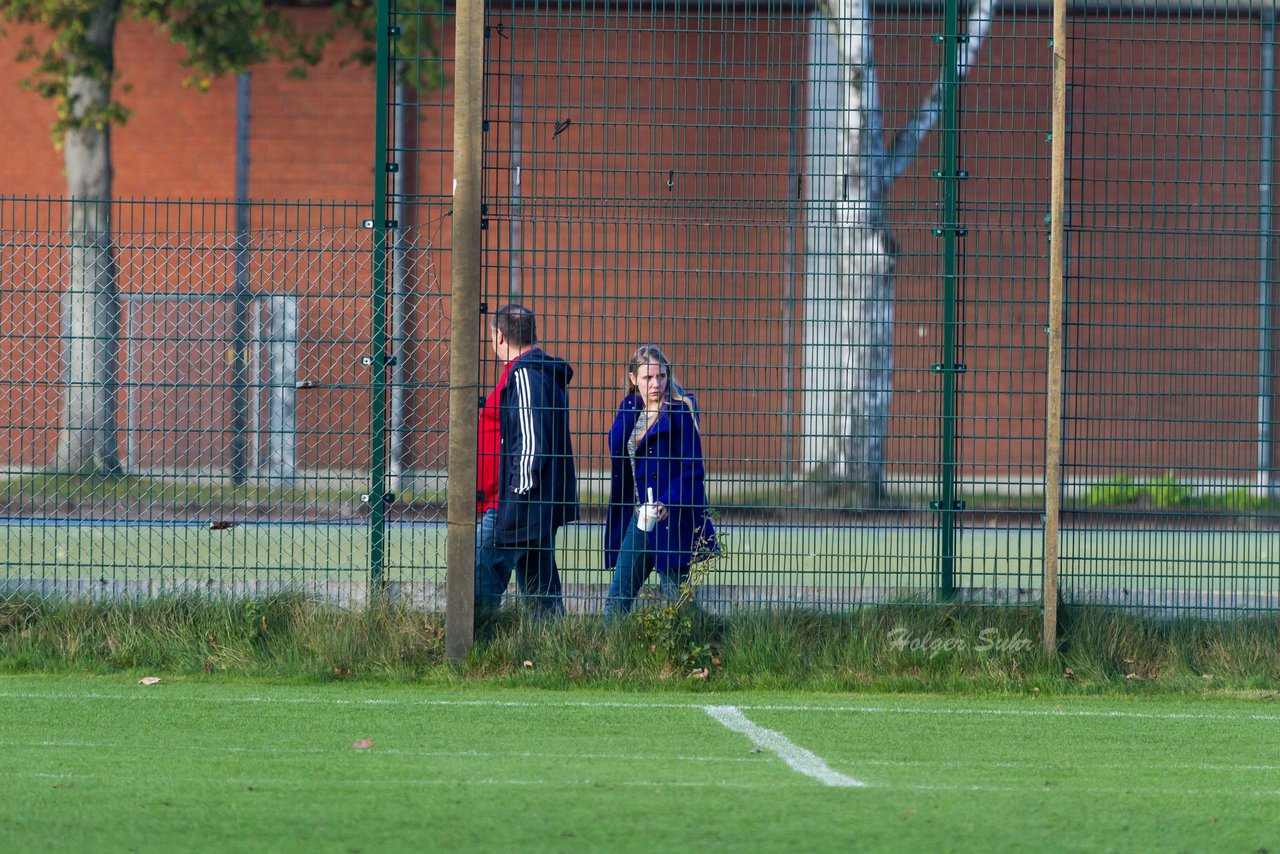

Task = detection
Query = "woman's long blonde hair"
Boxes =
[626,345,693,408]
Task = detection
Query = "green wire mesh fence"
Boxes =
[459,0,1053,613]
[1,198,452,605]
[1061,6,1280,613]
[3,0,1280,617]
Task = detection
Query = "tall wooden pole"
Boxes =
[1044,0,1069,656]
[446,0,484,662]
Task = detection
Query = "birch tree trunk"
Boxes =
[803,0,895,505]
[803,0,999,505]
[54,0,123,475]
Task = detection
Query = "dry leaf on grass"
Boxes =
[138,677,161,686]
[522,660,534,669]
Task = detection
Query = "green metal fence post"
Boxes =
[936,0,963,599]
[368,0,393,594]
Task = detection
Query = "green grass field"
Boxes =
[1,674,1276,851]
[6,521,1280,602]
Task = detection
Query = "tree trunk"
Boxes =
[54,0,123,475]
[802,0,998,504]
[803,1,896,505]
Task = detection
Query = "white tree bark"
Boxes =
[803,0,999,503]
[54,0,123,474]
[803,0,895,502]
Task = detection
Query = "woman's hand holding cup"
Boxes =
[636,487,665,532]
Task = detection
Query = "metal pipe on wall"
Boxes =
[229,71,253,484]
[1257,10,1276,497]
[389,79,410,493]
[783,81,800,476]
[510,75,523,301]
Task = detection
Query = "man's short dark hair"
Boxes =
[492,303,537,348]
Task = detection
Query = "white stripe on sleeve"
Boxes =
[514,368,537,494]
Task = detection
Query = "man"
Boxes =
[475,303,578,615]
[473,356,513,611]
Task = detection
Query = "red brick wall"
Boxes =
[1,10,1272,486]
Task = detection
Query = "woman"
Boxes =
[604,345,717,620]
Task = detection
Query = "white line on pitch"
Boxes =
[0,739,756,765]
[8,738,1280,776]
[13,769,1280,799]
[704,705,866,788]
[2,690,1279,722]
[16,770,764,790]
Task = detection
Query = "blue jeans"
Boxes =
[604,522,688,621]
[475,509,564,616]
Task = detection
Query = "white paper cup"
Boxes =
[636,503,660,532]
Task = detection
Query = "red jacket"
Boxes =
[477,362,513,513]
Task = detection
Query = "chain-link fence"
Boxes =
[1,198,452,605]
[4,0,1280,621]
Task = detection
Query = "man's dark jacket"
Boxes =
[495,348,579,546]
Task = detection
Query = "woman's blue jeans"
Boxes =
[604,522,688,621]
